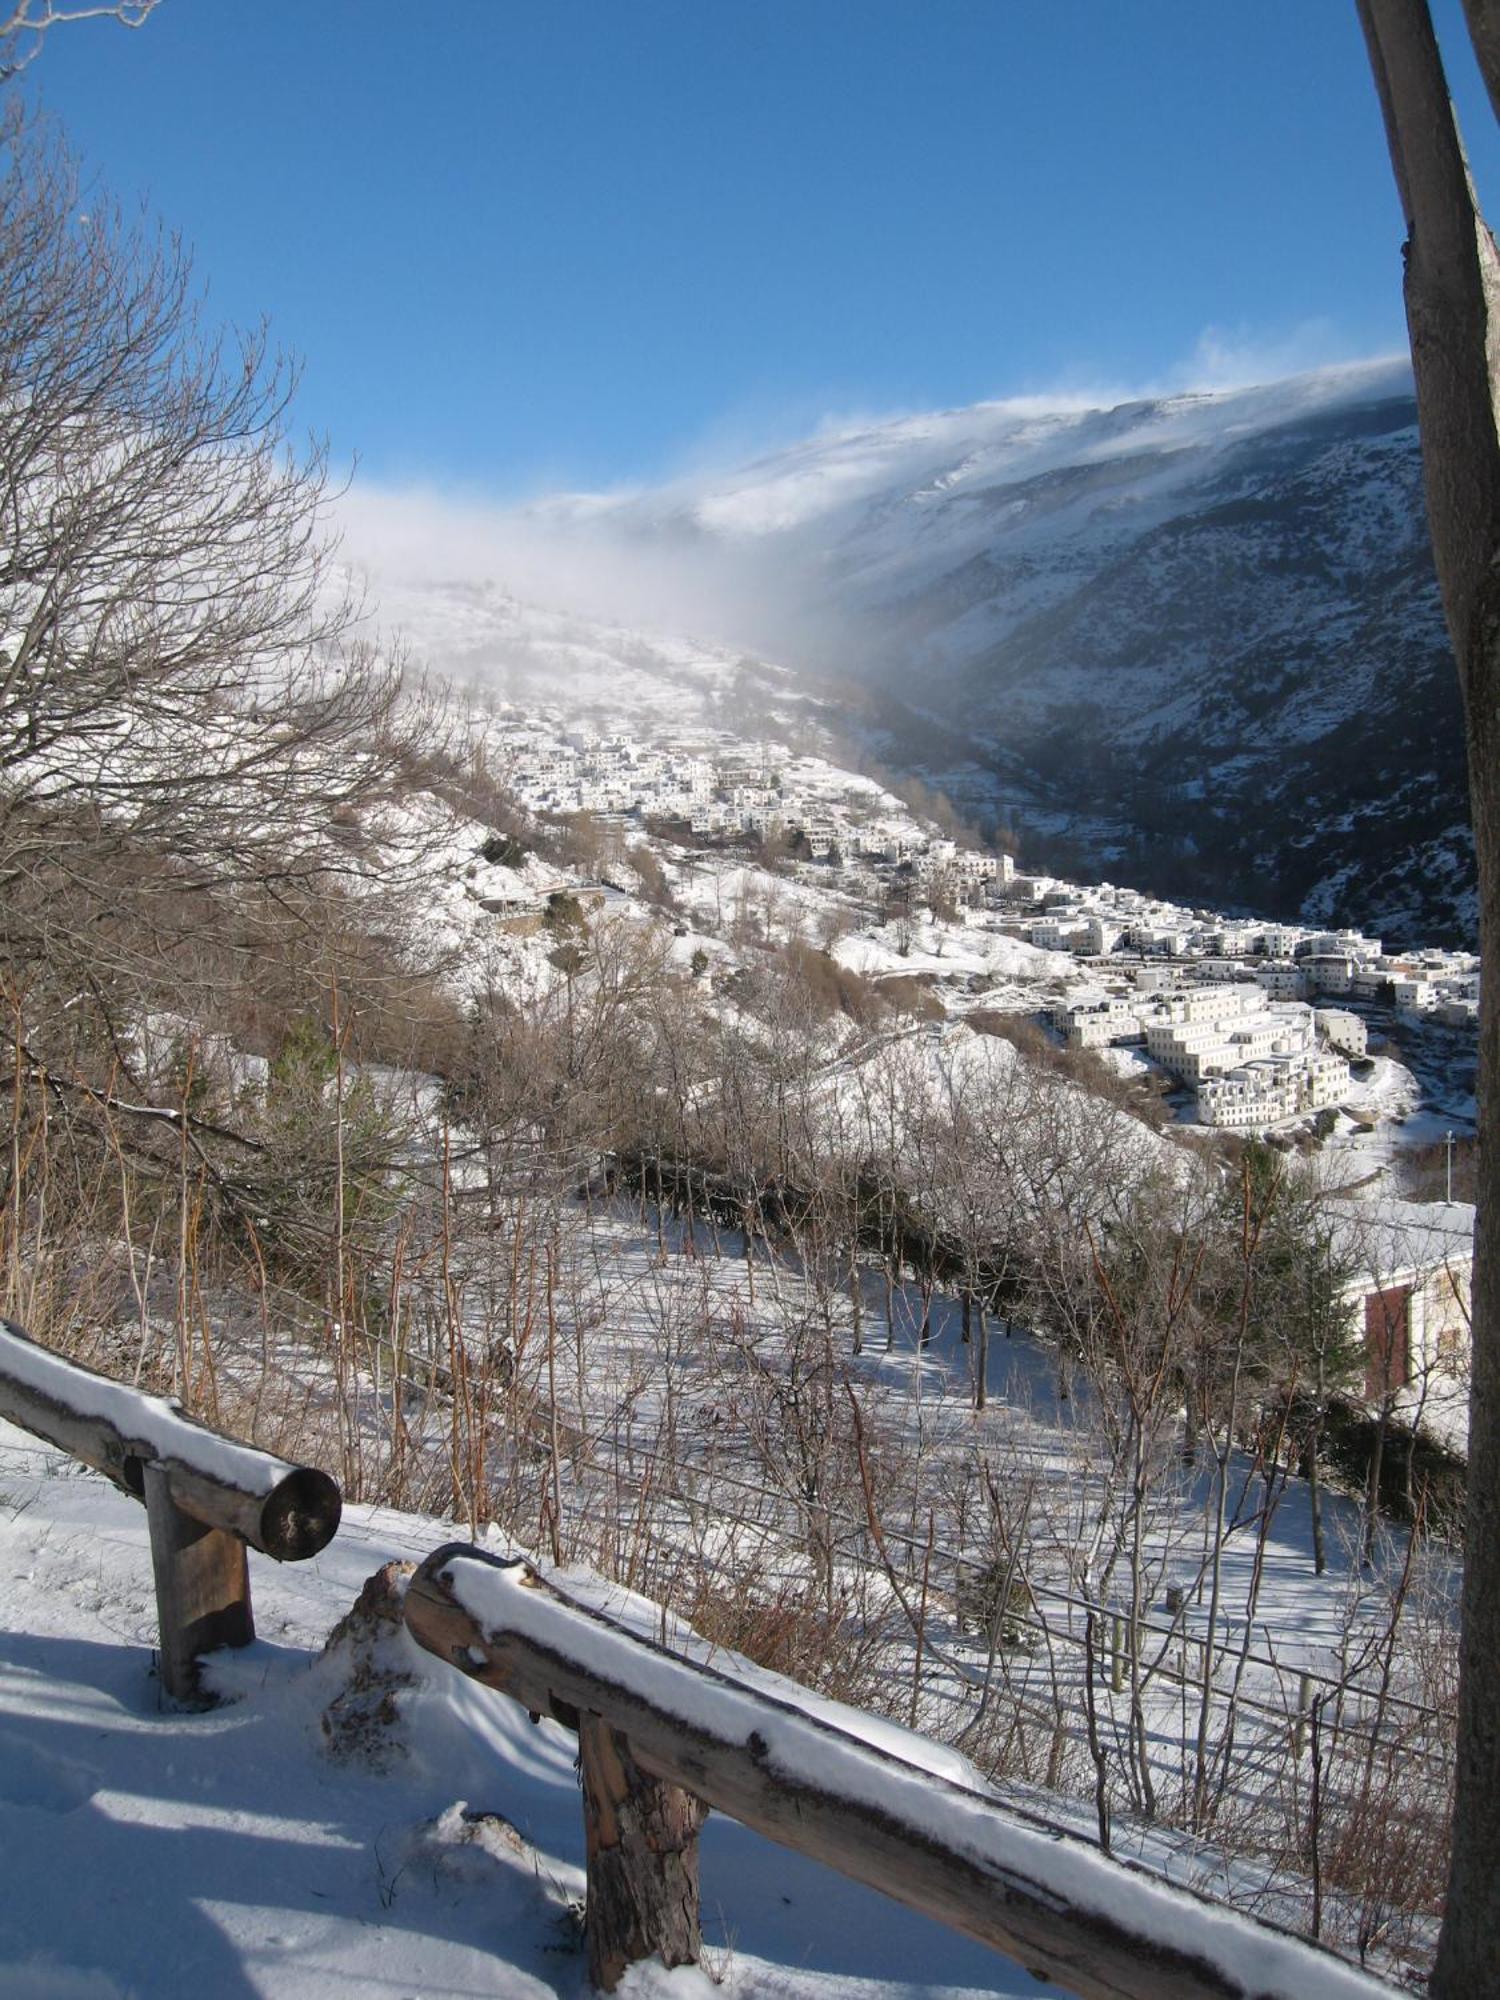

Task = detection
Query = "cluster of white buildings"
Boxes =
[479,715,1479,1141]
[1055,980,1352,1129]
[1002,882,1477,1013]
[508,733,716,822]
[1032,888,1480,1128]
[1032,885,1478,1131]
[501,724,1017,904]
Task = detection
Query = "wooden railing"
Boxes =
[0,1324,1404,1994]
[0,1317,341,1703]
[404,1541,1399,2000]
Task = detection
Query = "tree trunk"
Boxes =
[1361,1399,1390,1568]
[1461,0,1500,124]
[1307,1417,1327,1578]
[1355,7,1500,1988]
[578,1713,706,1991]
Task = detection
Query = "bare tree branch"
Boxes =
[0,0,160,79]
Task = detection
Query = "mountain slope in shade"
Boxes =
[530,361,1470,946]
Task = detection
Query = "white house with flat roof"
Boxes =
[1326,1199,1473,1404]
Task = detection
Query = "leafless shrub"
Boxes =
[676,1560,893,1712]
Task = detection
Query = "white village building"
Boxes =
[1326,1199,1473,1404]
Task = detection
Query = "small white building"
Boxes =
[1327,1200,1473,1401]
[1315,1008,1368,1058]
[1259,925,1302,958]
[1392,977,1435,1010]
[1436,997,1480,1028]
[1255,963,1307,1000]
[1155,983,1265,1028]
[1199,1064,1301,1128]
[1301,1046,1352,1108]
[1062,1001,1144,1049]
[1302,954,1354,995]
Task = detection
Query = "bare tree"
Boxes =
[0,97,443,1358]
[1354,4,1500,1987]
[0,104,413,1005]
[0,0,158,78]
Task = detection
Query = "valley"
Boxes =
[448,362,1472,946]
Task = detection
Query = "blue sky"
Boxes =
[24,0,1500,496]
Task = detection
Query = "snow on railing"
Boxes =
[404,1540,1399,2000]
[0,1317,341,1702]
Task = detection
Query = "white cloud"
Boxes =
[1169,318,1404,394]
[334,340,1414,682]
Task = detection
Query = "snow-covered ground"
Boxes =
[0,1421,1051,2000]
[0,1410,1406,2000]
[0,595,1470,1996]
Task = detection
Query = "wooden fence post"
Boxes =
[144,1460,254,1705]
[578,1712,707,1990]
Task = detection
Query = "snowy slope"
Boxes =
[0,1421,1043,2000]
[0,1417,1403,2000]
[443,362,1471,946]
[355,575,826,745]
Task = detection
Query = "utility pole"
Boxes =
[1446,1128,1455,1204]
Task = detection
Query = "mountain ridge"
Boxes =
[355,360,1471,945]
[546,364,1471,945]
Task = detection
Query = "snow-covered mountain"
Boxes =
[499,360,1471,947]
[355,573,846,751]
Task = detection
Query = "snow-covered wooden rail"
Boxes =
[0,1318,341,1703]
[404,1542,1397,2000]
